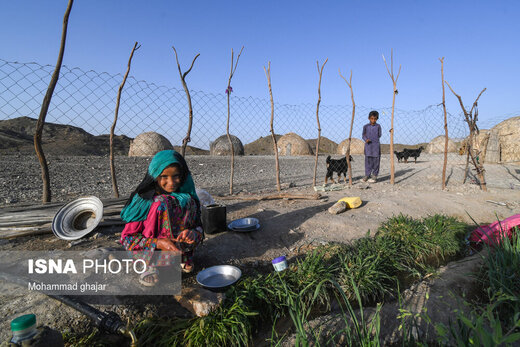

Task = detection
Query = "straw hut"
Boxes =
[277,133,313,156]
[336,138,365,155]
[485,116,520,163]
[210,135,244,156]
[426,135,457,154]
[128,131,173,157]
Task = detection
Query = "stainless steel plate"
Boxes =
[228,223,260,233]
[196,265,242,288]
[52,196,103,240]
[228,218,259,230]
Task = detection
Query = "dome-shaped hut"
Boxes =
[336,138,365,155]
[460,130,490,160]
[426,135,457,154]
[128,131,173,157]
[277,133,313,156]
[210,135,244,156]
[485,116,520,163]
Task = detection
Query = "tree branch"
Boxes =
[172,45,200,157]
[313,58,328,186]
[469,88,487,115]
[110,41,140,198]
[34,0,74,203]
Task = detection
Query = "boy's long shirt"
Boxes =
[362,123,382,157]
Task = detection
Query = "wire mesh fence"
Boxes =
[0,58,518,199]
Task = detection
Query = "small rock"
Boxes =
[82,247,117,259]
[91,232,101,240]
[328,201,347,215]
[281,182,296,189]
[174,287,226,317]
[257,208,265,212]
[68,239,87,248]
[289,229,297,235]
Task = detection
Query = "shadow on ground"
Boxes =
[197,200,334,267]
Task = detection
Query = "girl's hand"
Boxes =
[157,238,178,251]
[177,229,198,243]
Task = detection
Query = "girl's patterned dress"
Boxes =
[120,194,204,268]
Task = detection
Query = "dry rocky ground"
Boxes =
[0,153,519,343]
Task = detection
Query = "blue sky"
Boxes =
[1,0,519,125]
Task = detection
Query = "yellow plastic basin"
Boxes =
[337,196,362,209]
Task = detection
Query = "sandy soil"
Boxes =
[0,154,519,342]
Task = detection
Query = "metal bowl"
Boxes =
[52,196,103,240]
[196,265,242,289]
[228,218,259,231]
[228,222,260,233]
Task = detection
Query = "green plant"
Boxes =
[435,225,520,346]
[134,317,192,346]
[376,214,466,277]
[436,295,520,346]
[183,295,258,347]
[327,278,382,346]
[338,241,395,303]
[62,329,108,347]
[397,286,432,347]
[134,214,469,346]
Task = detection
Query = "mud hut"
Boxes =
[128,131,173,157]
[336,138,365,155]
[426,135,457,154]
[277,133,313,156]
[459,130,490,162]
[486,116,520,163]
[210,135,244,156]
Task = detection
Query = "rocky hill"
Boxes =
[0,117,211,156]
[0,117,131,156]
[306,137,338,154]
[244,135,283,155]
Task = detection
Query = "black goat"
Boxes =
[325,155,353,184]
[394,150,408,163]
[402,146,424,163]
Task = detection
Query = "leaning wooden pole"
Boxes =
[264,62,281,192]
[339,69,356,187]
[463,148,471,184]
[313,58,328,186]
[439,57,448,190]
[382,49,401,185]
[226,46,244,195]
[172,45,200,157]
[445,82,487,191]
[33,0,74,203]
[110,42,140,198]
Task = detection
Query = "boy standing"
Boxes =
[362,110,382,183]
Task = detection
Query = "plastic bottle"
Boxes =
[10,314,38,344]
